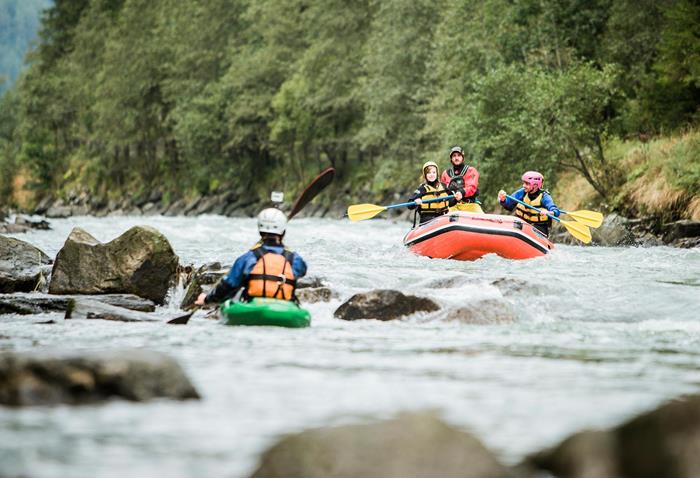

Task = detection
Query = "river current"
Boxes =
[1,215,699,477]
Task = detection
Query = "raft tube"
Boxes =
[403,211,554,261]
[220,298,311,328]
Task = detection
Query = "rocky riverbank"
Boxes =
[4,189,698,248]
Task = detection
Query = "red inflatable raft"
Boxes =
[403,211,554,261]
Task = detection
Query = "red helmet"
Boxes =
[521,171,543,190]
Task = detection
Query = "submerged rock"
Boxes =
[297,286,337,304]
[0,236,52,293]
[334,289,439,321]
[250,412,510,478]
[446,298,517,325]
[0,349,200,406]
[49,226,179,304]
[525,394,700,478]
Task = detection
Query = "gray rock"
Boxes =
[49,226,179,304]
[66,298,189,324]
[525,430,618,478]
[296,287,337,304]
[525,394,700,478]
[249,412,510,478]
[446,298,517,325]
[0,349,200,406]
[180,263,227,309]
[334,289,440,321]
[0,293,155,315]
[591,214,637,246]
[0,236,52,293]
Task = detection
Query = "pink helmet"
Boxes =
[521,171,544,190]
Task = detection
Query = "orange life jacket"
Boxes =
[246,247,297,300]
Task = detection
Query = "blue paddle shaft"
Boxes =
[386,195,455,210]
[506,194,560,222]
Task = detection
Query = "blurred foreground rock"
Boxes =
[525,394,700,478]
[49,226,179,304]
[0,235,52,293]
[0,349,200,406]
[250,412,510,478]
[334,289,439,321]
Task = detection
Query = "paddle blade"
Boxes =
[347,203,386,221]
[561,219,592,244]
[563,210,604,228]
[288,167,335,220]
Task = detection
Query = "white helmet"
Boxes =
[257,208,287,235]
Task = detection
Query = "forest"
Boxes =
[0,0,698,218]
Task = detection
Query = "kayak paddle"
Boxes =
[506,194,592,244]
[347,195,455,221]
[288,167,335,220]
[560,209,604,228]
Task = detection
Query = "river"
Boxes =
[1,215,699,477]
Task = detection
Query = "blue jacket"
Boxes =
[500,188,560,217]
[204,243,307,303]
[222,244,307,289]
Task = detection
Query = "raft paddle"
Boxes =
[347,195,455,221]
[560,209,604,228]
[288,167,335,220]
[506,194,592,244]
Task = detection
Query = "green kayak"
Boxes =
[219,298,311,328]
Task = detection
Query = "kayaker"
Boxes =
[194,208,307,305]
[440,146,480,209]
[498,171,560,235]
[408,161,461,224]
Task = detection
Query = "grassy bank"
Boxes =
[554,128,700,222]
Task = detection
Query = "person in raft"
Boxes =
[440,145,480,210]
[497,171,560,236]
[194,208,307,305]
[408,161,461,224]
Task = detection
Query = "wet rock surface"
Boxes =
[334,289,440,321]
[180,262,227,309]
[0,235,52,293]
[0,293,155,315]
[0,349,200,406]
[250,412,511,478]
[49,226,179,304]
[525,394,700,478]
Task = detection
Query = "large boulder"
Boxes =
[0,349,200,406]
[0,235,52,293]
[250,413,510,478]
[49,226,179,304]
[526,394,700,478]
[334,289,440,321]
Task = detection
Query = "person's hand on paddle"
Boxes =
[195,292,207,306]
[454,191,463,201]
[414,198,423,205]
[497,190,506,202]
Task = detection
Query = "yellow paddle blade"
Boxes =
[449,203,484,213]
[564,210,604,228]
[347,203,387,221]
[561,218,592,244]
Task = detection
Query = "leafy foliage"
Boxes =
[0,0,697,209]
